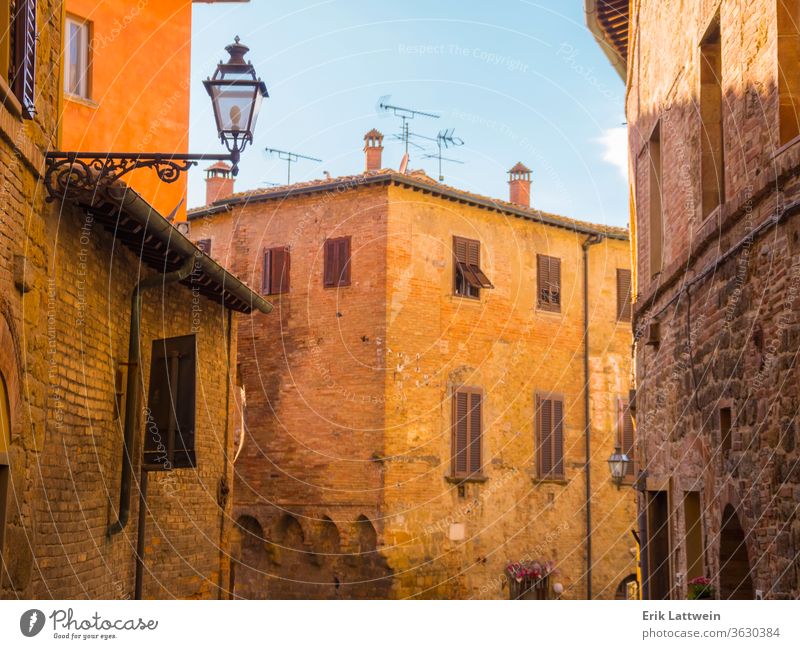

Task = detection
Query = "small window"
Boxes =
[536,254,561,312]
[720,406,732,452]
[262,246,290,295]
[536,394,564,479]
[451,387,483,477]
[648,122,663,277]
[195,239,212,256]
[778,1,800,144]
[453,236,493,299]
[616,268,632,321]
[323,236,351,288]
[64,15,91,99]
[700,13,724,218]
[143,335,197,470]
[617,397,635,479]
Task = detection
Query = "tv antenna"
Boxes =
[377,96,440,154]
[265,148,322,184]
[421,129,465,181]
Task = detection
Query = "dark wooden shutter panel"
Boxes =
[537,255,550,307]
[323,239,336,286]
[551,257,561,305]
[172,337,197,468]
[271,247,290,293]
[552,399,564,477]
[453,392,469,475]
[262,249,271,294]
[539,397,553,476]
[11,0,37,119]
[617,269,632,321]
[454,237,468,263]
[339,237,351,285]
[196,239,212,256]
[467,240,480,267]
[469,392,482,474]
[620,398,635,476]
[143,353,172,467]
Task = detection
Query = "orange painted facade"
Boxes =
[59,1,225,220]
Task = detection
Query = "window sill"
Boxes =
[64,92,98,109]
[535,305,562,316]
[531,474,567,486]
[445,474,488,485]
[0,76,22,119]
[323,283,351,289]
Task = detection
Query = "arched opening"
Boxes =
[231,515,266,599]
[719,505,754,600]
[615,573,639,600]
[356,515,377,554]
[273,513,305,549]
[319,516,341,554]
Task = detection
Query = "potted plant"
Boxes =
[687,576,715,600]
[505,560,556,600]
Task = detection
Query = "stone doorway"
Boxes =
[718,505,754,600]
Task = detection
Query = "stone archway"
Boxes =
[231,515,267,599]
[719,505,754,600]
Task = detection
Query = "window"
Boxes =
[683,492,704,582]
[536,254,561,312]
[720,406,732,452]
[648,122,663,277]
[262,246,290,295]
[779,1,800,144]
[536,394,564,479]
[700,14,724,218]
[323,236,351,288]
[0,371,10,561]
[645,490,672,600]
[143,335,197,470]
[64,15,91,99]
[451,387,483,478]
[453,236,493,299]
[616,397,635,479]
[195,239,212,256]
[616,268,632,321]
[2,0,37,118]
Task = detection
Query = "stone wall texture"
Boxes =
[197,174,636,599]
[628,0,800,599]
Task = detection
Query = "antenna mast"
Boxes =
[377,98,440,154]
[265,148,322,184]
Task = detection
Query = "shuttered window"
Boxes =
[453,236,493,298]
[195,239,212,256]
[143,335,197,470]
[262,246,290,294]
[7,0,37,119]
[617,397,635,478]
[451,387,483,477]
[537,255,561,312]
[616,268,632,321]
[323,236,351,287]
[536,394,564,479]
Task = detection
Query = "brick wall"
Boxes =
[629,0,800,599]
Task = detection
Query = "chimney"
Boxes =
[364,128,384,171]
[205,162,234,205]
[508,162,532,208]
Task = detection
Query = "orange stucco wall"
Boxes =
[60,0,193,219]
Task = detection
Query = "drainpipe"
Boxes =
[108,256,196,537]
[582,233,604,599]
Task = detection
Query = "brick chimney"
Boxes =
[364,129,384,171]
[508,162,532,208]
[205,162,234,205]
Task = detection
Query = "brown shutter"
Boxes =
[338,237,351,286]
[467,239,480,267]
[538,397,553,476]
[270,247,290,294]
[454,236,468,263]
[262,249,271,294]
[196,239,212,256]
[469,392,482,474]
[453,391,469,475]
[552,399,564,478]
[537,255,550,308]
[323,239,336,287]
[621,399,635,476]
[10,0,37,119]
[617,268,632,321]
[551,257,561,305]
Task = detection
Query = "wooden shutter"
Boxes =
[324,237,350,287]
[537,255,549,305]
[323,239,336,287]
[538,396,553,476]
[262,249,271,294]
[454,237,468,264]
[144,335,196,470]
[10,0,37,119]
[617,269,632,321]
[196,239,212,256]
[337,237,351,286]
[468,392,482,474]
[618,398,635,476]
[552,399,564,477]
[452,391,469,475]
[270,246,290,294]
[537,255,561,312]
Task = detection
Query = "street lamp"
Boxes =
[607,446,631,489]
[44,37,268,202]
[204,37,268,176]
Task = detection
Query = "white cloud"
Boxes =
[596,126,628,180]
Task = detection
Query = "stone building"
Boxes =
[0,0,269,599]
[588,0,800,598]
[190,131,637,599]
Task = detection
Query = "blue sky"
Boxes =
[187,0,628,227]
